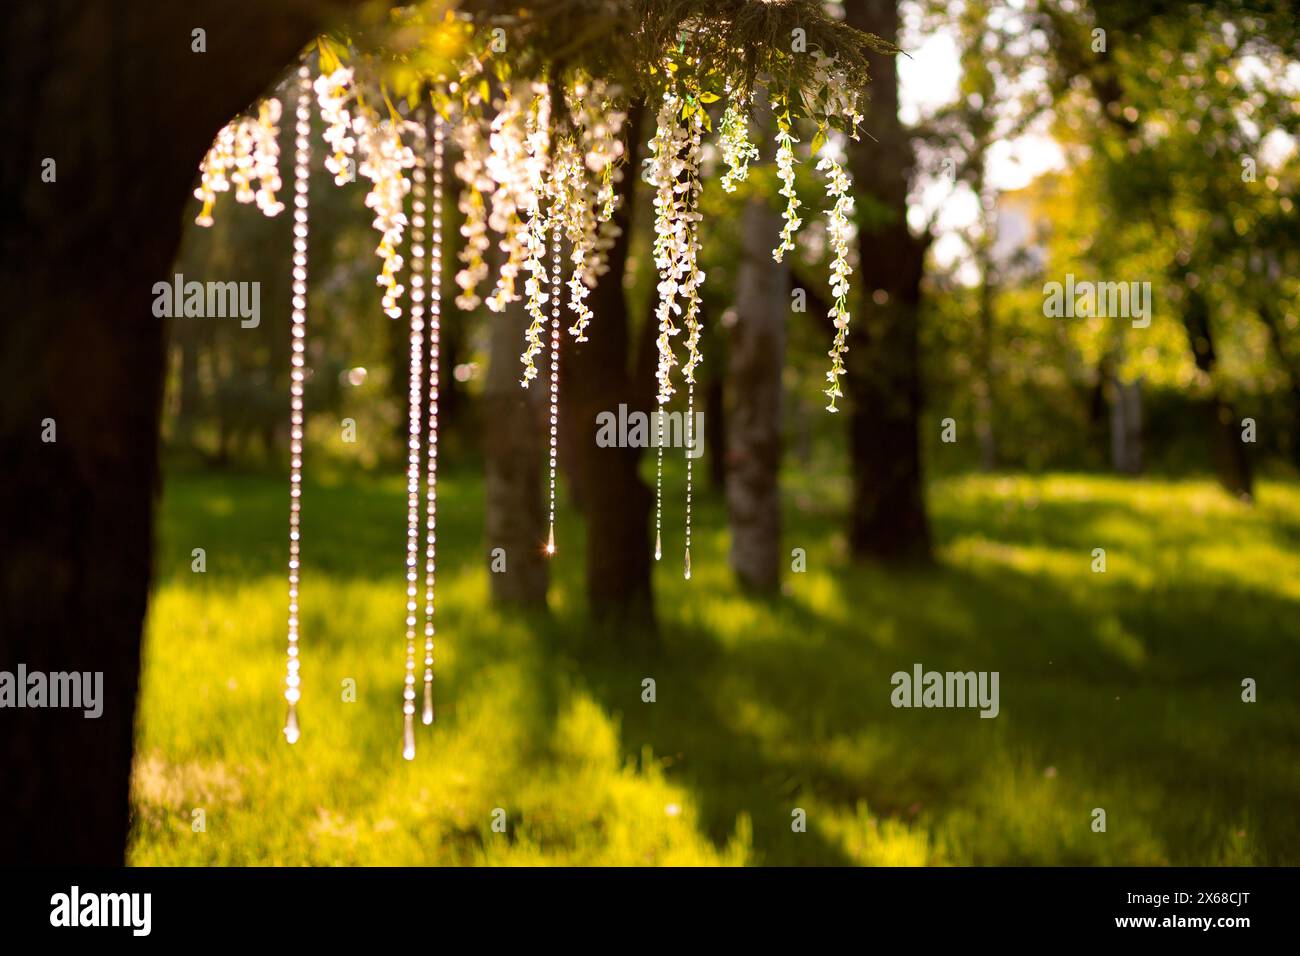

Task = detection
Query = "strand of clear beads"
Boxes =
[283,64,311,745]
[402,117,426,761]
[422,110,444,726]
[546,220,561,556]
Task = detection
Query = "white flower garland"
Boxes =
[550,136,595,340]
[519,86,553,387]
[484,82,530,312]
[571,78,628,301]
[451,94,492,311]
[314,67,361,186]
[644,90,691,407]
[718,99,758,194]
[194,98,285,226]
[357,118,416,319]
[679,108,705,386]
[817,152,854,412]
[771,113,801,263]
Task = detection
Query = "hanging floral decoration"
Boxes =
[818,150,854,412]
[186,2,887,753]
[193,98,286,227]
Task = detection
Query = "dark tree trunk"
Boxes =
[1183,283,1252,499]
[559,106,657,633]
[726,196,786,592]
[0,1,342,864]
[483,297,550,606]
[437,306,465,434]
[1086,353,1112,465]
[843,0,933,564]
[1258,297,1300,470]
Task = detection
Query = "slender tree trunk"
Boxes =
[1108,375,1143,475]
[560,106,656,632]
[843,0,933,564]
[973,246,998,471]
[726,196,786,592]
[0,1,343,864]
[483,297,550,606]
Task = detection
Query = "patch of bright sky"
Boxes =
[1235,54,1299,169]
[898,2,1065,280]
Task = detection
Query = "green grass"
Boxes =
[129,466,1300,865]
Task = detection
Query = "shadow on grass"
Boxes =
[542,479,1300,865]
[145,468,1300,864]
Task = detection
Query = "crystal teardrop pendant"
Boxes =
[283,704,300,745]
[685,380,694,581]
[402,712,416,761]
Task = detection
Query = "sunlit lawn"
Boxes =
[129,463,1300,865]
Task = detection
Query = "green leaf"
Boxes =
[318,38,340,75]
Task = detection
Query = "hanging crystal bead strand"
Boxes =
[655,413,663,562]
[684,379,693,580]
[283,63,312,745]
[546,219,561,556]
[402,120,426,762]
[422,108,444,727]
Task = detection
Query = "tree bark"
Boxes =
[482,297,550,606]
[843,0,934,564]
[0,0,345,864]
[1183,282,1252,499]
[1257,297,1300,470]
[559,106,657,633]
[726,197,787,592]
